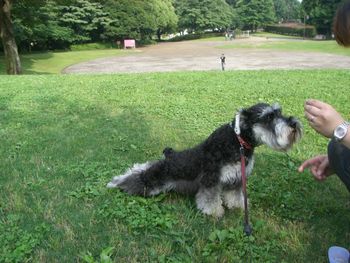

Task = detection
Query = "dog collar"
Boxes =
[232,113,252,150]
[234,112,241,135]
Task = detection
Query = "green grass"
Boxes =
[0,49,130,75]
[252,32,303,39]
[0,70,349,262]
[219,39,350,56]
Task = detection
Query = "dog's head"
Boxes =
[238,103,302,151]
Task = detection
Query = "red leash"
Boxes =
[238,137,252,236]
[234,113,253,236]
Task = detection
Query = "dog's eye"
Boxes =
[274,109,282,116]
[265,112,274,121]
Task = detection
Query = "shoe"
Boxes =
[328,246,350,263]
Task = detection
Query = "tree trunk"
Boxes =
[0,0,22,74]
[157,29,161,41]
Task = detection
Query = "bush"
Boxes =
[137,39,157,46]
[70,42,117,51]
[265,23,316,38]
[168,32,223,42]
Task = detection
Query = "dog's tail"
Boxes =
[107,160,174,196]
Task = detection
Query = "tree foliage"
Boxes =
[236,0,276,31]
[59,0,109,43]
[154,0,178,40]
[302,0,343,36]
[12,0,74,50]
[0,0,295,65]
[174,0,234,32]
[100,0,178,42]
[273,0,301,22]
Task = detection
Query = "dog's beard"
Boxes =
[252,119,301,151]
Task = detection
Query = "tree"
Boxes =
[302,0,343,36]
[236,0,276,31]
[225,0,237,5]
[59,0,109,43]
[12,0,76,51]
[273,0,301,22]
[154,0,178,40]
[103,0,178,42]
[102,0,153,41]
[0,0,21,74]
[174,0,234,33]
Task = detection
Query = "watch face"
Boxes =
[337,127,346,137]
[335,125,347,139]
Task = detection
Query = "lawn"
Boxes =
[219,39,350,56]
[251,32,304,39]
[0,70,349,262]
[0,49,130,75]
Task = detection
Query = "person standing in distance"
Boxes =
[220,54,226,71]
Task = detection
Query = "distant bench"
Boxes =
[242,30,250,38]
[124,39,136,49]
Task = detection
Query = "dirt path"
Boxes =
[63,37,350,74]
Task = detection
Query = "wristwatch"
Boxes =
[333,121,350,142]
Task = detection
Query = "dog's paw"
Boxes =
[201,205,225,218]
[196,199,225,218]
[223,190,245,209]
[212,205,225,218]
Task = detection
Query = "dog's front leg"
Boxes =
[223,187,245,209]
[195,185,224,218]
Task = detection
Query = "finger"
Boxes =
[305,104,321,117]
[298,156,324,172]
[305,99,326,110]
[315,173,327,181]
[298,159,314,172]
[311,166,319,176]
[319,175,327,181]
[317,158,329,176]
[304,112,316,123]
[298,161,308,172]
[297,165,304,172]
[311,166,326,180]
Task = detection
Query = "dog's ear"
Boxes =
[240,104,265,120]
[238,106,260,129]
[271,103,281,111]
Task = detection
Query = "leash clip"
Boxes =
[240,146,245,155]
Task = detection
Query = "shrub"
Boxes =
[70,42,117,51]
[265,23,316,38]
[168,32,223,42]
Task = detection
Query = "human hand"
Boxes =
[304,99,344,138]
[298,155,334,181]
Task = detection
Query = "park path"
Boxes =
[63,37,350,74]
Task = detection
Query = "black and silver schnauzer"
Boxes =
[107,103,302,217]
